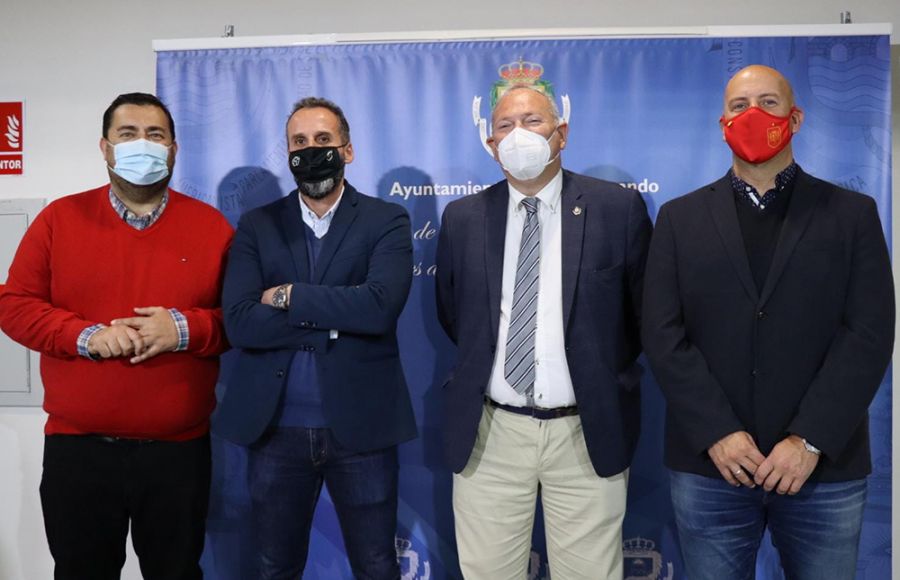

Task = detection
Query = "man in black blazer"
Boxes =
[642,65,894,580]
[214,97,416,579]
[436,85,651,578]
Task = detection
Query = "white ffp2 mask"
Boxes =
[497,127,558,181]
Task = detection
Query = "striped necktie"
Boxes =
[505,196,540,400]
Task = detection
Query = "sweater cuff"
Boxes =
[168,308,189,352]
[76,324,106,360]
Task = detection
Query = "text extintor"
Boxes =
[0,102,24,175]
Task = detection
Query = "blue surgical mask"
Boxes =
[109,139,170,186]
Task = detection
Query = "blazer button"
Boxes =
[757,311,767,320]
[751,369,758,377]
[275,370,285,378]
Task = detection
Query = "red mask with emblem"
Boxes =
[721,106,798,164]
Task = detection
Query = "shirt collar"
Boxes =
[299,184,345,239]
[729,162,799,211]
[108,187,169,230]
[299,184,344,222]
[507,169,563,214]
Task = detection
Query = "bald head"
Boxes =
[723,65,796,118]
[720,65,804,169]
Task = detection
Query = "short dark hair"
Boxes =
[102,93,176,140]
[286,97,351,143]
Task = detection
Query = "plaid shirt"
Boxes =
[108,188,169,230]
[75,190,189,359]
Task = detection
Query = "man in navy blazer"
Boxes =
[436,85,651,578]
[214,97,416,579]
[642,66,894,580]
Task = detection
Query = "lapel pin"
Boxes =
[572,206,582,216]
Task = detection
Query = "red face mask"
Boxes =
[720,106,798,164]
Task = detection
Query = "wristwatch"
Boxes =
[272,284,291,310]
[801,438,821,456]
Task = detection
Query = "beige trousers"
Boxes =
[453,403,627,580]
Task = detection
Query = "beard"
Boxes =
[108,167,172,203]
[297,167,344,200]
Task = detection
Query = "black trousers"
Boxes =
[40,433,211,580]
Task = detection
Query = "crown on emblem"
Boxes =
[498,59,544,85]
[623,537,656,553]
[394,537,412,551]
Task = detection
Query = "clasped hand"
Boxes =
[87,306,179,364]
[708,431,819,495]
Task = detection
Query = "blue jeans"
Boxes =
[669,470,866,580]
[248,427,400,580]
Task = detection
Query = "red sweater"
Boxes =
[0,186,233,440]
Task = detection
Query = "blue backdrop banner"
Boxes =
[157,32,892,580]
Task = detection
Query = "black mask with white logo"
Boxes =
[289,146,345,183]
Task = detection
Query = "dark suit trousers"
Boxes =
[40,434,211,580]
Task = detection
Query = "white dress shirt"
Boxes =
[299,185,344,238]
[487,170,576,408]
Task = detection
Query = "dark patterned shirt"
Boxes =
[729,162,798,212]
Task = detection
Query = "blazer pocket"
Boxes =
[440,373,454,389]
[792,239,842,281]
[616,363,644,392]
[330,245,369,263]
[796,239,841,253]
[586,263,625,283]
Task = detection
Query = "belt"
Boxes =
[486,398,578,420]
[85,434,157,446]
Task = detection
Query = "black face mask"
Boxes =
[288,146,345,183]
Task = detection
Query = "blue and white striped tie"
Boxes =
[505,197,540,400]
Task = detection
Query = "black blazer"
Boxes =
[436,170,652,477]
[642,168,894,481]
[214,184,417,452]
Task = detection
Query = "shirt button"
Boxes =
[275,370,285,378]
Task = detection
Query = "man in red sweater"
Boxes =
[0,93,233,579]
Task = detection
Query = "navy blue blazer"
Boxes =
[642,169,894,481]
[436,170,652,477]
[214,183,417,451]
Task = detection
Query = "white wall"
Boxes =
[0,2,897,578]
